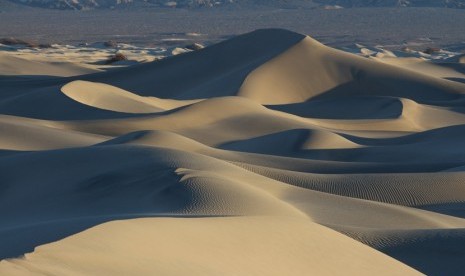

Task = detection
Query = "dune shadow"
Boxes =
[445,77,465,84]
[419,203,465,219]
[379,229,465,276]
[266,92,403,119]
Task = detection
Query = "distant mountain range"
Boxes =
[4,0,465,10]
[314,0,465,8]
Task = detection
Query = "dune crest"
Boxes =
[61,80,200,113]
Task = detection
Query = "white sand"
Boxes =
[1,28,465,275]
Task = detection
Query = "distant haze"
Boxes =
[0,7,464,50]
[2,0,465,10]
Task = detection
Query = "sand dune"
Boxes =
[372,56,465,80]
[0,52,100,77]
[61,80,200,113]
[0,218,419,276]
[239,36,465,105]
[1,29,465,275]
[0,115,106,150]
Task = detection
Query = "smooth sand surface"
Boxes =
[1,29,465,275]
[0,52,100,77]
[0,217,418,276]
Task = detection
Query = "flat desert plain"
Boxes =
[1,29,465,275]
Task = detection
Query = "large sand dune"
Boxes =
[1,28,465,275]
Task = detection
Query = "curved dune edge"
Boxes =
[0,217,421,276]
[61,80,201,114]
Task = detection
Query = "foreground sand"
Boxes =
[1,29,465,275]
